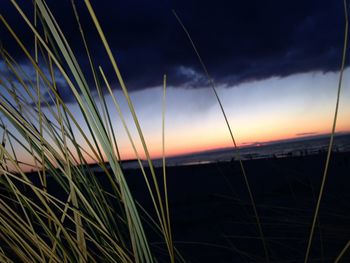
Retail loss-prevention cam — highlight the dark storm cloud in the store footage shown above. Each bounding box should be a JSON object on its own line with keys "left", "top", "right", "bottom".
{"left": 1, "top": 0, "right": 348, "bottom": 93}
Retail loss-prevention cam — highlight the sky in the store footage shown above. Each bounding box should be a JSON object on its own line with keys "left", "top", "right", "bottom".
{"left": 1, "top": 0, "right": 350, "bottom": 161}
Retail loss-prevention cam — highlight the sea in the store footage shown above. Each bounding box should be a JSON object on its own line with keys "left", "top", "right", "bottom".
{"left": 121, "top": 133, "right": 350, "bottom": 169}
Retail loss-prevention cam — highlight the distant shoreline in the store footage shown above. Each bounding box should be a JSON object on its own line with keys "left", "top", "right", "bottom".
{"left": 17, "top": 133, "right": 350, "bottom": 174}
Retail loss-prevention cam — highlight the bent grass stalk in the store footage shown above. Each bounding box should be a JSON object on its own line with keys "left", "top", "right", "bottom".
{"left": 304, "top": 0, "right": 348, "bottom": 262}
{"left": 172, "top": 10, "right": 270, "bottom": 262}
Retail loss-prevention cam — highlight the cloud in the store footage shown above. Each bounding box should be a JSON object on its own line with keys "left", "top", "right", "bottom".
{"left": 0, "top": 59, "right": 75, "bottom": 107}
{"left": 1, "top": 0, "right": 347, "bottom": 95}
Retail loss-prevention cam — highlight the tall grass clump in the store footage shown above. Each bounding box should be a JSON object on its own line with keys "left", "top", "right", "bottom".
{"left": 0, "top": 0, "right": 177, "bottom": 262}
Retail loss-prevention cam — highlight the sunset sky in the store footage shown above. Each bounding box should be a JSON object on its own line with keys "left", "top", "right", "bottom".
{"left": 1, "top": 0, "right": 349, "bottom": 161}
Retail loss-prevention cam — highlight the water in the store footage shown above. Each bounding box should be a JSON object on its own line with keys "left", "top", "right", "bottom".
{"left": 135, "top": 133, "right": 350, "bottom": 169}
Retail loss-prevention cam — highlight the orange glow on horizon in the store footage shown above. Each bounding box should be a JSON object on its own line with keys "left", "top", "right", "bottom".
{"left": 127, "top": 128, "right": 350, "bottom": 160}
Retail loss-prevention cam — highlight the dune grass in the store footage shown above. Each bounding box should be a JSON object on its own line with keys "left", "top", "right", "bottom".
{"left": 0, "top": 0, "right": 349, "bottom": 262}
{"left": 0, "top": 0, "right": 176, "bottom": 262}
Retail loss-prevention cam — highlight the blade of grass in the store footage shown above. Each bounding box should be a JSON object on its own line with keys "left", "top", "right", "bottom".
{"left": 162, "top": 74, "right": 174, "bottom": 262}
{"left": 172, "top": 10, "right": 270, "bottom": 262}
{"left": 334, "top": 240, "right": 350, "bottom": 263}
{"left": 303, "top": 1, "right": 348, "bottom": 262}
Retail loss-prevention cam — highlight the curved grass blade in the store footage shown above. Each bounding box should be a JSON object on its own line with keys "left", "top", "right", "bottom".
{"left": 303, "top": 1, "right": 348, "bottom": 262}
{"left": 172, "top": 10, "right": 270, "bottom": 262}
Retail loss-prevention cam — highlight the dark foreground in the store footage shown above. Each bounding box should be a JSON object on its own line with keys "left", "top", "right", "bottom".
{"left": 3, "top": 152, "right": 350, "bottom": 262}
{"left": 125, "top": 152, "right": 350, "bottom": 262}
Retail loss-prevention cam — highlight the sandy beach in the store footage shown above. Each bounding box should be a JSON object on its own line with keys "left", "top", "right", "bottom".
{"left": 3, "top": 152, "right": 349, "bottom": 262}
{"left": 122, "top": 152, "right": 350, "bottom": 262}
